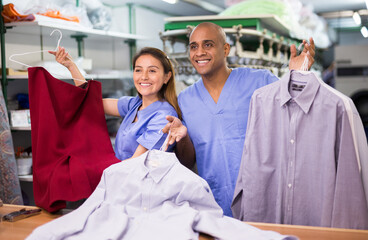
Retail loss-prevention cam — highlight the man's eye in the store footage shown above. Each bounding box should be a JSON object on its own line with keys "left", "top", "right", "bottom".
{"left": 134, "top": 69, "right": 141, "bottom": 72}
{"left": 204, "top": 43, "right": 213, "bottom": 49}
{"left": 190, "top": 45, "right": 197, "bottom": 50}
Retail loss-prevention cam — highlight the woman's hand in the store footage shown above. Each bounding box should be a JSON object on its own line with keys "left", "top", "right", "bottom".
{"left": 49, "top": 46, "right": 86, "bottom": 86}
{"left": 161, "top": 116, "right": 187, "bottom": 151}
{"left": 48, "top": 46, "right": 74, "bottom": 69}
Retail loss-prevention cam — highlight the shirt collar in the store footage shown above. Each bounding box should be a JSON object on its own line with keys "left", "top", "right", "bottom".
{"left": 136, "top": 150, "right": 177, "bottom": 183}
{"left": 280, "top": 71, "right": 320, "bottom": 114}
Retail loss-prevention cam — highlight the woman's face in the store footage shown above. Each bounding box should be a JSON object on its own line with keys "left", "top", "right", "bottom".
{"left": 133, "top": 54, "right": 171, "bottom": 101}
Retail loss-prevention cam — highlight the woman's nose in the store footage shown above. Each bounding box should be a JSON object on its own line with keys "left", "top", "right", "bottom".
{"left": 141, "top": 71, "right": 149, "bottom": 80}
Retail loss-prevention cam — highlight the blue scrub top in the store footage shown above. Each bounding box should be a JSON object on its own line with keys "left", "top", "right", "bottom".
{"left": 178, "top": 67, "right": 278, "bottom": 216}
{"left": 115, "top": 96, "right": 178, "bottom": 161}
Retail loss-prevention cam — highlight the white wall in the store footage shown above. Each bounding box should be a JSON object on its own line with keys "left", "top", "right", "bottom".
{"left": 109, "top": 4, "right": 171, "bottom": 50}
{"left": 135, "top": 6, "right": 169, "bottom": 50}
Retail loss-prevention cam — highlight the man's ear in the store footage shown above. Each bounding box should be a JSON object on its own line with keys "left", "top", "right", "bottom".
{"left": 224, "top": 43, "right": 231, "bottom": 57}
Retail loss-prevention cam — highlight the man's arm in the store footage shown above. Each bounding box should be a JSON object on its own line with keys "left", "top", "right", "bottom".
{"left": 289, "top": 37, "right": 315, "bottom": 71}
{"left": 162, "top": 116, "right": 196, "bottom": 169}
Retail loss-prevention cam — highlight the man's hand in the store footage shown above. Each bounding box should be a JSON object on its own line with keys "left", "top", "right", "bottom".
{"left": 161, "top": 116, "right": 187, "bottom": 151}
{"left": 289, "top": 37, "right": 315, "bottom": 71}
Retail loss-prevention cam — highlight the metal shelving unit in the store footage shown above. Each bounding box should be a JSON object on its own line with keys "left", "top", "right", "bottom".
{"left": 160, "top": 14, "right": 302, "bottom": 82}
{"left": 0, "top": 1, "right": 145, "bottom": 99}
{"left": 0, "top": 1, "right": 143, "bottom": 185}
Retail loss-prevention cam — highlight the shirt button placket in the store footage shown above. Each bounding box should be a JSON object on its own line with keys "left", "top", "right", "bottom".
{"left": 286, "top": 104, "right": 297, "bottom": 224}
{"left": 141, "top": 177, "right": 152, "bottom": 213}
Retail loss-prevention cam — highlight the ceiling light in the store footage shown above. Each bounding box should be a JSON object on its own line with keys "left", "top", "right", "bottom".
{"left": 366, "top": 0, "right": 368, "bottom": 9}
{"left": 353, "top": 12, "right": 361, "bottom": 25}
{"left": 361, "top": 26, "right": 368, "bottom": 38}
{"left": 162, "top": 0, "right": 178, "bottom": 4}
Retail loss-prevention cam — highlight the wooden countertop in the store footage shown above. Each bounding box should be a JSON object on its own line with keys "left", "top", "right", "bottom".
{"left": 1, "top": 204, "right": 368, "bottom": 240}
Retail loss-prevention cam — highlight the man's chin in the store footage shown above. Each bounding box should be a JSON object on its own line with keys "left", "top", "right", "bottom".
{"left": 193, "top": 66, "right": 208, "bottom": 76}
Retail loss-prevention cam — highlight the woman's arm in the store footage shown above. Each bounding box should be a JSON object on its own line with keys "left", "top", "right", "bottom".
{"left": 48, "top": 47, "right": 86, "bottom": 86}
{"left": 127, "top": 144, "right": 148, "bottom": 160}
{"left": 162, "top": 116, "right": 196, "bottom": 169}
{"left": 103, "top": 99, "right": 120, "bottom": 117}
{"left": 50, "top": 47, "right": 120, "bottom": 117}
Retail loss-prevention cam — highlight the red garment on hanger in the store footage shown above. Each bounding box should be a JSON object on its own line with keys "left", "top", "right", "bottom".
{"left": 28, "top": 67, "right": 120, "bottom": 212}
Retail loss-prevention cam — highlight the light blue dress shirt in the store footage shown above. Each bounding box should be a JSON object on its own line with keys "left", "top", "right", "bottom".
{"left": 26, "top": 150, "right": 296, "bottom": 240}
{"left": 232, "top": 71, "right": 368, "bottom": 229}
{"left": 115, "top": 96, "right": 177, "bottom": 160}
{"left": 178, "top": 67, "right": 278, "bottom": 216}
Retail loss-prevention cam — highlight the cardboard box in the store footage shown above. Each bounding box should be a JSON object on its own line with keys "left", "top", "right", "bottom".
{"left": 0, "top": 68, "right": 28, "bottom": 76}
{"left": 10, "top": 109, "right": 31, "bottom": 128}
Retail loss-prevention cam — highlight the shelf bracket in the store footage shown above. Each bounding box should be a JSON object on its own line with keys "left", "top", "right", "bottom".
{"left": 0, "top": 0, "right": 8, "bottom": 102}
{"left": 124, "top": 39, "right": 136, "bottom": 71}
{"left": 70, "top": 34, "right": 88, "bottom": 57}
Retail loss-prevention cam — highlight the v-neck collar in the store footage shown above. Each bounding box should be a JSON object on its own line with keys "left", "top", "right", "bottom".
{"left": 197, "top": 69, "right": 235, "bottom": 114}
{"left": 137, "top": 99, "right": 162, "bottom": 117}
{"left": 129, "top": 98, "right": 162, "bottom": 124}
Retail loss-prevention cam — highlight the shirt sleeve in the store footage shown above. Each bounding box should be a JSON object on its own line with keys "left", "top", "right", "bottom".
{"left": 137, "top": 108, "right": 177, "bottom": 151}
{"left": 231, "top": 92, "right": 258, "bottom": 220}
{"left": 331, "top": 108, "right": 368, "bottom": 229}
{"left": 117, "top": 96, "right": 137, "bottom": 118}
{"left": 26, "top": 170, "right": 108, "bottom": 240}
{"left": 263, "top": 69, "right": 279, "bottom": 85}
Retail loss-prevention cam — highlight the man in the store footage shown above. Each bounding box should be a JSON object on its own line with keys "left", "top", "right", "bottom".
{"left": 163, "top": 22, "right": 315, "bottom": 216}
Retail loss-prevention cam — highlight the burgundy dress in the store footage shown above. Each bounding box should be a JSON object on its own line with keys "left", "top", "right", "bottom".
{"left": 28, "top": 67, "right": 120, "bottom": 212}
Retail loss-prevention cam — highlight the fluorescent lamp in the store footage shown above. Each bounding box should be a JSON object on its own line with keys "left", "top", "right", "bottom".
{"left": 162, "top": 0, "right": 178, "bottom": 4}
{"left": 361, "top": 26, "right": 368, "bottom": 38}
{"left": 353, "top": 12, "right": 361, "bottom": 25}
{"left": 366, "top": 0, "right": 368, "bottom": 9}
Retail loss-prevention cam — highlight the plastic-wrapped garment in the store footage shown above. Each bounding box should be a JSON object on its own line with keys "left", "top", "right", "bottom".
{"left": 3, "top": 0, "right": 93, "bottom": 28}
{"left": 28, "top": 67, "right": 120, "bottom": 212}
{"left": 1, "top": 3, "right": 35, "bottom": 23}
{"left": 0, "top": 84, "right": 23, "bottom": 205}
{"left": 26, "top": 150, "right": 297, "bottom": 240}
{"left": 220, "top": 0, "right": 289, "bottom": 25}
{"left": 87, "top": 7, "right": 112, "bottom": 30}
{"left": 81, "top": 0, "right": 112, "bottom": 30}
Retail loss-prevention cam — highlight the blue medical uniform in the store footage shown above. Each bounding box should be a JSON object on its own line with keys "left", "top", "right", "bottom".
{"left": 115, "top": 96, "right": 177, "bottom": 160}
{"left": 178, "top": 67, "right": 278, "bottom": 216}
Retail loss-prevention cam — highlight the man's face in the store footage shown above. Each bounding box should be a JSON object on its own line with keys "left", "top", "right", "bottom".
{"left": 189, "top": 26, "right": 228, "bottom": 77}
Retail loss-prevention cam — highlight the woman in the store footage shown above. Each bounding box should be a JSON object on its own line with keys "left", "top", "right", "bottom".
{"left": 49, "top": 47, "right": 181, "bottom": 160}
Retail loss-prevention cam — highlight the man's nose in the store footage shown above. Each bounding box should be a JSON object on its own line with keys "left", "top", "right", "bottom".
{"left": 195, "top": 45, "right": 206, "bottom": 56}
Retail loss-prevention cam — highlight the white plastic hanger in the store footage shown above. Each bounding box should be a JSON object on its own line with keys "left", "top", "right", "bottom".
{"left": 159, "top": 130, "right": 171, "bottom": 152}
{"left": 9, "top": 29, "right": 86, "bottom": 83}
{"left": 296, "top": 41, "right": 311, "bottom": 75}
{"left": 9, "top": 29, "right": 62, "bottom": 68}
